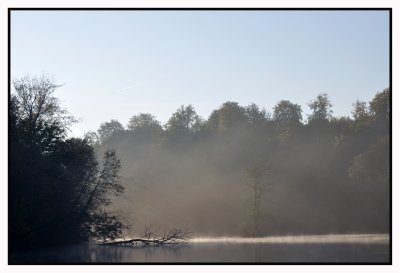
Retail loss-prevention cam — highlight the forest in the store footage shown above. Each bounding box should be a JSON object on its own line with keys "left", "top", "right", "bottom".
{"left": 9, "top": 75, "right": 390, "bottom": 251}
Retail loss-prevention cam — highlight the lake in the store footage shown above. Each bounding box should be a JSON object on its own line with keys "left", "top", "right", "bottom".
{"left": 10, "top": 234, "right": 390, "bottom": 264}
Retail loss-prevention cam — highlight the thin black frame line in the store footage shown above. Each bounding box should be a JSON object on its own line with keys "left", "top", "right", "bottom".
{"left": 7, "top": 7, "right": 11, "bottom": 266}
{"left": 7, "top": 7, "right": 392, "bottom": 11}
{"left": 7, "top": 7, "right": 392, "bottom": 265}
{"left": 388, "top": 7, "right": 393, "bottom": 266}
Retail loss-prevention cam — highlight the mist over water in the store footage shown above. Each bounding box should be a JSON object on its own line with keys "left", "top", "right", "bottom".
{"left": 10, "top": 234, "right": 390, "bottom": 264}
{"left": 9, "top": 73, "right": 390, "bottom": 263}
{"left": 8, "top": 8, "right": 391, "bottom": 264}
{"left": 191, "top": 234, "right": 389, "bottom": 244}
{"left": 101, "top": 110, "right": 390, "bottom": 238}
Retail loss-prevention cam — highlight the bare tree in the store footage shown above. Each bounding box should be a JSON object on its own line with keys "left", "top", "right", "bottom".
{"left": 12, "top": 74, "right": 76, "bottom": 152}
{"left": 100, "top": 225, "right": 191, "bottom": 246}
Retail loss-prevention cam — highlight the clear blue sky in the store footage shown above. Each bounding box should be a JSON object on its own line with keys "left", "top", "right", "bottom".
{"left": 11, "top": 10, "right": 389, "bottom": 137}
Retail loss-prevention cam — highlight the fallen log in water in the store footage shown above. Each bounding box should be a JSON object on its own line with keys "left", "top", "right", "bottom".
{"left": 100, "top": 238, "right": 183, "bottom": 246}
{"left": 99, "top": 227, "right": 191, "bottom": 247}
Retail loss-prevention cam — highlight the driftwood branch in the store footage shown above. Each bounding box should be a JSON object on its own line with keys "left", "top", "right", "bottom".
{"left": 100, "top": 227, "right": 191, "bottom": 247}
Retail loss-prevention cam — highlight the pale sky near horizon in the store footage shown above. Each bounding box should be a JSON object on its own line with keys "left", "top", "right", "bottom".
{"left": 11, "top": 10, "right": 389, "bottom": 137}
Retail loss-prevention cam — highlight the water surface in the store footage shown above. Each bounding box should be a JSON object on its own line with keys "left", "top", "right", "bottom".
{"left": 10, "top": 234, "right": 390, "bottom": 264}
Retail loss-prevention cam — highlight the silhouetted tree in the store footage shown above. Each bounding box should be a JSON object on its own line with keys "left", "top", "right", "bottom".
{"left": 273, "top": 100, "right": 303, "bottom": 125}
{"left": 10, "top": 75, "right": 75, "bottom": 248}
{"left": 273, "top": 100, "right": 303, "bottom": 140}
{"left": 83, "top": 130, "right": 100, "bottom": 145}
{"left": 10, "top": 75, "right": 126, "bottom": 250}
{"left": 245, "top": 103, "right": 269, "bottom": 126}
{"left": 369, "top": 88, "right": 390, "bottom": 121}
{"left": 307, "top": 93, "right": 333, "bottom": 123}
{"left": 352, "top": 100, "right": 369, "bottom": 121}
{"left": 11, "top": 75, "right": 76, "bottom": 152}
{"left": 165, "top": 105, "right": 203, "bottom": 133}
{"left": 206, "top": 101, "right": 247, "bottom": 133}
{"left": 97, "top": 119, "right": 125, "bottom": 143}
{"left": 127, "top": 113, "right": 163, "bottom": 136}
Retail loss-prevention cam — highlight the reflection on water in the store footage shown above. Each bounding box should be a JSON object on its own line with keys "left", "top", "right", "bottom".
{"left": 10, "top": 234, "right": 390, "bottom": 264}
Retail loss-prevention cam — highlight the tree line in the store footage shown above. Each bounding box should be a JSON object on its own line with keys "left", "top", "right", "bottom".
{"left": 91, "top": 86, "right": 389, "bottom": 236}
{"left": 10, "top": 74, "right": 390, "bottom": 250}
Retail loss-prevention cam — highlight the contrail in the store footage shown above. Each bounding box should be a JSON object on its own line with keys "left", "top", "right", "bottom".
{"left": 116, "top": 72, "right": 172, "bottom": 92}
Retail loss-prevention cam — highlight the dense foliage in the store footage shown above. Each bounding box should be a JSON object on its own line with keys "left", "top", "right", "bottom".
{"left": 93, "top": 90, "right": 390, "bottom": 236}
{"left": 9, "top": 74, "right": 390, "bottom": 245}
{"left": 10, "top": 75, "right": 126, "bottom": 250}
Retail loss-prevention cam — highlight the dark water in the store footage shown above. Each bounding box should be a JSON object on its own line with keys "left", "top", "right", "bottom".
{"left": 10, "top": 240, "right": 389, "bottom": 264}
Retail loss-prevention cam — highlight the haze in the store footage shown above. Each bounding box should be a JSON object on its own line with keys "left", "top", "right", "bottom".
{"left": 9, "top": 9, "right": 390, "bottom": 264}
